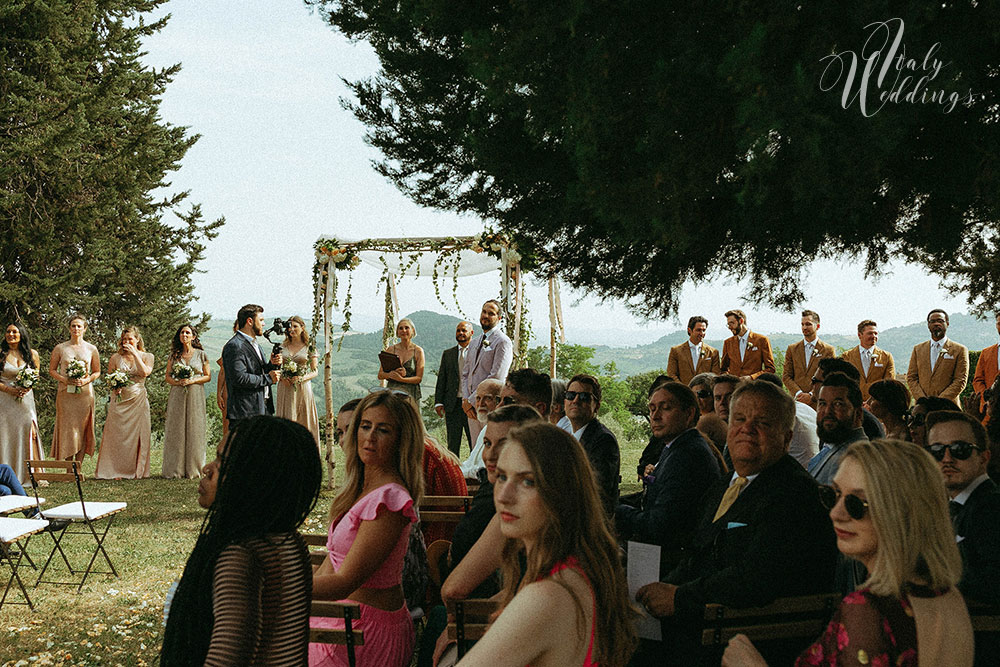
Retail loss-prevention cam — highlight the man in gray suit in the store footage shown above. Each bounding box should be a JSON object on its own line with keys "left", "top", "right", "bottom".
{"left": 460, "top": 300, "right": 513, "bottom": 444}
{"left": 434, "top": 320, "right": 475, "bottom": 456}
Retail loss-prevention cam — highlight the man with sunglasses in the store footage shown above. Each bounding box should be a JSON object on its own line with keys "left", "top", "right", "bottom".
{"left": 925, "top": 411, "right": 1000, "bottom": 608}
{"left": 565, "top": 373, "right": 620, "bottom": 517}
{"left": 667, "top": 316, "right": 721, "bottom": 385}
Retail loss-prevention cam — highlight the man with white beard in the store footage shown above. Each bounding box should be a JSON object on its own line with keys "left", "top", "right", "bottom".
{"left": 459, "top": 378, "right": 503, "bottom": 479}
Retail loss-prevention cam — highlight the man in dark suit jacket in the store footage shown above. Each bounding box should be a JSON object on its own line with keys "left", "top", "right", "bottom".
{"left": 434, "top": 321, "right": 474, "bottom": 456}
{"left": 636, "top": 381, "right": 837, "bottom": 666}
{"left": 222, "top": 304, "right": 282, "bottom": 430}
{"left": 565, "top": 373, "right": 620, "bottom": 517}
{"left": 617, "top": 382, "right": 723, "bottom": 573}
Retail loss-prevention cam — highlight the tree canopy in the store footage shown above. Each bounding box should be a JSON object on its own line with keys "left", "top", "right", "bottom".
{"left": 309, "top": 0, "right": 1000, "bottom": 317}
{"left": 0, "top": 0, "right": 223, "bottom": 429}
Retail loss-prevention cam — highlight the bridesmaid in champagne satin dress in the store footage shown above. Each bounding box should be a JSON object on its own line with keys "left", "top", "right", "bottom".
{"left": 162, "top": 324, "right": 211, "bottom": 478}
{"left": 275, "top": 315, "right": 320, "bottom": 445}
{"left": 49, "top": 314, "right": 100, "bottom": 462}
{"left": 0, "top": 322, "right": 44, "bottom": 481}
{"left": 95, "top": 327, "right": 155, "bottom": 479}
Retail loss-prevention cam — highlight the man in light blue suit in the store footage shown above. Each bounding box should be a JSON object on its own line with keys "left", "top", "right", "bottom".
{"left": 460, "top": 300, "right": 513, "bottom": 444}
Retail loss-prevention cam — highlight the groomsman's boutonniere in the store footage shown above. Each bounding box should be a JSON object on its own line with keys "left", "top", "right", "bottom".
{"left": 699, "top": 348, "right": 707, "bottom": 359}
{"left": 482, "top": 337, "right": 491, "bottom": 350}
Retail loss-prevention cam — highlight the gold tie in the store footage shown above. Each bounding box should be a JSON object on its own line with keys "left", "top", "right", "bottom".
{"left": 713, "top": 476, "right": 748, "bottom": 522}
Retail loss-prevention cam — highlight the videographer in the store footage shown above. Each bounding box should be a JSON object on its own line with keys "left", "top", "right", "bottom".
{"left": 221, "top": 304, "right": 283, "bottom": 431}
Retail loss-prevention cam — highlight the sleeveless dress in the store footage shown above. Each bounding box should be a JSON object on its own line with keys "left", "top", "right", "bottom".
{"left": 51, "top": 345, "right": 97, "bottom": 460}
{"left": 309, "top": 483, "right": 418, "bottom": 667}
{"left": 162, "top": 349, "right": 208, "bottom": 479}
{"left": 0, "top": 358, "right": 43, "bottom": 481}
{"left": 95, "top": 352, "right": 153, "bottom": 479}
{"left": 532, "top": 557, "right": 597, "bottom": 667}
{"left": 386, "top": 354, "right": 421, "bottom": 402}
{"left": 276, "top": 344, "right": 320, "bottom": 445}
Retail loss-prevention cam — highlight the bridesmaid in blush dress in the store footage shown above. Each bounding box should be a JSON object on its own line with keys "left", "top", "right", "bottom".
{"left": 162, "top": 324, "right": 211, "bottom": 478}
{"left": 95, "top": 327, "right": 154, "bottom": 479}
{"left": 0, "top": 322, "right": 44, "bottom": 481}
{"left": 275, "top": 315, "right": 320, "bottom": 445}
{"left": 377, "top": 318, "right": 424, "bottom": 403}
{"left": 49, "top": 314, "right": 100, "bottom": 462}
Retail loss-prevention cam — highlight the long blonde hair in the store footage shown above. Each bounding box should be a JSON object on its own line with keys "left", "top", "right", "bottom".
{"left": 327, "top": 391, "right": 425, "bottom": 522}
{"left": 119, "top": 326, "right": 146, "bottom": 352}
{"left": 498, "top": 423, "right": 637, "bottom": 666}
{"left": 846, "top": 439, "right": 962, "bottom": 596}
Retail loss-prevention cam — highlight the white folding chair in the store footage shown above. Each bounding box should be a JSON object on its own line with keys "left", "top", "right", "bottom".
{"left": 27, "top": 460, "right": 127, "bottom": 593}
{"left": 0, "top": 495, "right": 45, "bottom": 570}
{"left": 0, "top": 517, "right": 49, "bottom": 611}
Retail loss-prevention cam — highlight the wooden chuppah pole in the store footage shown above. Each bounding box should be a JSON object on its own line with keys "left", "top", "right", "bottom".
{"left": 323, "top": 267, "right": 336, "bottom": 489}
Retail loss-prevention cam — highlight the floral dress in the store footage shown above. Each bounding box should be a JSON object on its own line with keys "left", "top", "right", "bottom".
{"left": 796, "top": 588, "right": 924, "bottom": 666}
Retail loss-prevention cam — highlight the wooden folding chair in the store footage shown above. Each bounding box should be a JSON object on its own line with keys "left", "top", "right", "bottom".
{"left": 446, "top": 598, "right": 498, "bottom": 658}
{"left": 0, "top": 495, "right": 45, "bottom": 570}
{"left": 310, "top": 600, "right": 365, "bottom": 667}
{"left": 0, "top": 517, "right": 49, "bottom": 611}
{"left": 27, "top": 460, "right": 127, "bottom": 593}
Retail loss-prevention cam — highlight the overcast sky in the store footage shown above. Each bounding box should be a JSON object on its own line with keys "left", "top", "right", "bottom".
{"left": 141, "top": 0, "right": 973, "bottom": 346}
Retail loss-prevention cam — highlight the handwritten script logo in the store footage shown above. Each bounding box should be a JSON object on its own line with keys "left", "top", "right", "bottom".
{"left": 819, "top": 18, "right": 974, "bottom": 116}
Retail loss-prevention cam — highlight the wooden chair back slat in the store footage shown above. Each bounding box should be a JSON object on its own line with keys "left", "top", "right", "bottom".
{"left": 446, "top": 624, "right": 490, "bottom": 641}
{"left": 702, "top": 594, "right": 839, "bottom": 621}
{"left": 420, "top": 496, "right": 472, "bottom": 509}
{"left": 311, "top": 600, "right": 360, "bottom": 618}
{"left": 309, "top": 552, "right": 327, "bottom": 567}
{"left": 420, "top": 511, "right": 465, "bottom": 523}
{"left": 701, "top": 619, "right": 829, "bottom": 645}
{"left": 301, "top": 533, "right": 327, "bottom": 546}
{"left": 27, "top": 460, "right": 74, "bottom": 471}
{"left": 445, "top": 599, "right": 498, "bottom": 618}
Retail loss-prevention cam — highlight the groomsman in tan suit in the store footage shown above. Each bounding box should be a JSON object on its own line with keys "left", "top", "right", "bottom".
{"left": 906, "top": 309, "right": 970, "bottom": 406}
{"left": 720, "top": 309, "right": 775, "bottom": 380}
{"left": 783, "top": 310, "right": 836, "bottom": 403}
{"left": 667, "top": 316, "right": 722, "bottom": 385}
{"left": 972, "top": 313, "right": 1000, "bottom": 414}
{"left": 841, "top": 320, "right": 896, "bottom": 401}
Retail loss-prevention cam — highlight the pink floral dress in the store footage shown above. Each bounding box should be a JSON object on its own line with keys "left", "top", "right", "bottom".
{"left": 796, "top": 587, "right": 929, "bottom": 666}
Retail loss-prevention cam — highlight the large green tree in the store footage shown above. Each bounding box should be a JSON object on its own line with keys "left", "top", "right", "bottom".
{"left": 0, "top": 0, "right": 223, "bottom": 433}
{"left": 310, "top": 1, "right": 999, "bottom": 317}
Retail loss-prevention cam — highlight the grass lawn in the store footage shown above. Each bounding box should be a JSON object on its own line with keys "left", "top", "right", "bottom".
{"left": 1, "top": 427, "right": 647, "bottom": 665}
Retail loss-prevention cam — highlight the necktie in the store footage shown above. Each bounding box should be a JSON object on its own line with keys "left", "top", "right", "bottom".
{"left": 931, "top": 342, "right": 941, "bottom": 371}
{"left": 861, "top": 348, "right": 871, "bottom": 376}
{"left": 804, "top": 342, "right": 813, "bottom": 366}
{"left": 714, "top": 476, "right": 748, "bottom": 522}
{"left": 457, "top": 347, "right": 467, "bottom": 397}
{"left": 739, "top": 337, "right": 747, "bottom": 362}
{"left": 691, "top": 345, "right": 700, "bottom": 370}
{"left": 949, "top": 500, "right": 962, "bottom": 527}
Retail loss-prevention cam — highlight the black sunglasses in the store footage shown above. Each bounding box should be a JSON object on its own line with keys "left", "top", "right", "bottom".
{"left": 499, "top": 395, "right": 517, "bottom": 406}
{"left": 565, "top": 390, "right": 594, "bottom": 403}
{"left": 695, "top": 390, "right": 712, "bottom": 399}
{"left": 818, "top": 485, "right": 869, "bottom": 520}
{"left": 925, "top": 441, "right": 984, "bottom": 461}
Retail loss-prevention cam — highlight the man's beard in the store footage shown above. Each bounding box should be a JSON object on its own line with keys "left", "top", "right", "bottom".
{"left": 476, "top": 409, "right": 489, "bottom": 424}
{"left": 817, "top": 420, "right": 855, "bottom": 444}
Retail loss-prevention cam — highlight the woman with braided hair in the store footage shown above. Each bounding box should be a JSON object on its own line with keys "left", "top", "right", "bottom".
{"left": 160, "top": 416, "right": 322, "bottom": 665}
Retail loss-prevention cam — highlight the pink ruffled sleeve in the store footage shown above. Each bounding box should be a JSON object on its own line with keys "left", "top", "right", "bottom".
{"left": 353, "top": 483, "right": 418, "bottom": 524}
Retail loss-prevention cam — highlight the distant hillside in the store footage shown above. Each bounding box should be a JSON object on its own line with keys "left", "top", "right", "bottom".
{"left": 198, "top": 311, "right": 998, "bottom": 409}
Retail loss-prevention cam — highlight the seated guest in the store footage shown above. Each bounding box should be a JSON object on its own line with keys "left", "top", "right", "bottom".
{"left": 421, "top": 435, "right": 468, "bottom": 545}
{"left": 310, "top": 391, "right": 424, "bottom": 667}
{"left": 160, "top": 416, "right": 321, "bottom": 665}
{"left": 0, "top": 463, "right": 27, "bottom": 496}
{"left": 925, "top": 411, "right": 1000, "bottom": 605}
{"left": 635, "top": 380, "right": 836, "bottom": 666}
{"left": 456, "top": 423, "right": 638, "bottom": 666}
{"left": 707, "top": 374, "right": 739, "bottom": 468}
{"left": 549, "top": 378, "right": 568, "bottom": 427}
{"left": 724, "top": 439, "right": 973, "bottom": 667}
{"left": 498, "top": 367, "right": 551, "bottom": 416}
{"left": 564, "top": 373, "right": 620, "bottom": 516}
{"left": 616, "top": 382, "right": 723, "bottom": 572}
{"left": 458, "top": 379, "right": 503, "bottom": 479}
{"left": 865, "top": 379, "right": 912, "bottom": 440}
{"left": 808, "top": 372, "right": 868, "bottom": 485}
{"left": 926, "top": 411, "right": 1000, "bottom": 665}
{"left": 689, "top": 372, "right": 717, "bottom": 416}
{"left": 907, "top": 395, "right": 960, "bottom": 446}
{"left": 758, "top": 372, "right": 818, "bottom": 468}
{"left": 813, "top": 357, "right": 886, "bottom": 442}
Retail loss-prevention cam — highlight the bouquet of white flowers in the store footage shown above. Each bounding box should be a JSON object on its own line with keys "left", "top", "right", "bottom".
{"left": 66, "top": 358, "right": 88, "bottom": 394}
{"left": 12, "top": 366, "right": 39, "bottom": 402}
{"left": 282, "top": 360, "right": 302, "bottom": 392}
{"left": 105, "top": 369, "right": 131, "bottom": 403}
{"left": 171, "top": 362, "right": 194, "bottom": 391}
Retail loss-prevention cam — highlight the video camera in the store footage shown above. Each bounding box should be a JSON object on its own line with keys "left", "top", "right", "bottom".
{"left": 262, "top": 317, "right": 291, "bottom": 357}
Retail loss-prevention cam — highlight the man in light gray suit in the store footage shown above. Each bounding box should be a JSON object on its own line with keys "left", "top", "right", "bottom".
{"left": 460, "top": 300, "right": 513, "bottom": 444}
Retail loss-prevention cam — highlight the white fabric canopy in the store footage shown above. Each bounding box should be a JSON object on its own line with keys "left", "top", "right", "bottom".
{"left": 357, "top": 248, "right": 502, "bottom": 277}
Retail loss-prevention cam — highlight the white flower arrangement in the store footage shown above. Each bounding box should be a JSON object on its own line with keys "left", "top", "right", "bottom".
{"left": 66, "top": 358, "right": 88, "bottom": 394}
{"left": 12, "top": 366, "right": 39, "bottom": 402}
{"left": 105, "top": 369, "right": 131, "bottom": 403}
